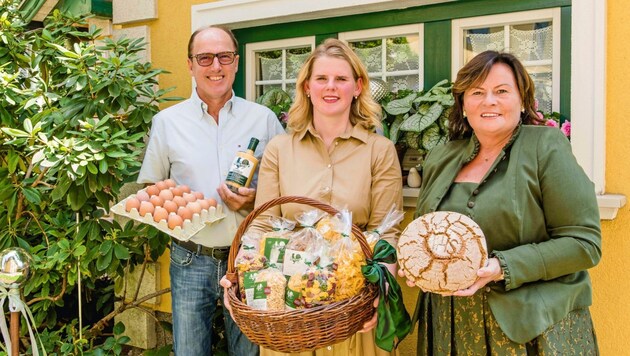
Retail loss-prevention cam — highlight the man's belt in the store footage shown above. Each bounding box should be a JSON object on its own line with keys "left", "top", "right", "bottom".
{"left": 172, "top": 239, "right": 230, "bottom": 260}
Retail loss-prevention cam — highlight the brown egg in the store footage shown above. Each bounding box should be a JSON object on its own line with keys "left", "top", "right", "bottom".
{"left": 170, "top": 187, "right": 184, "bottom": 197}
{"left": 183, "top": 192, "right": 197, "bottom": 203}
{"left": 146, "top": 185, "right": 160, "bottom": 197}
{"left": 179, "top": 185, "right": 191, "bottom": 194}
{"left": 207, "top": 198, "right": 217, "bottom": 207}
{"left": 193, "top": 191, "right": 204, "bottom": 200}
{"left": 163, "top": 200, "right": 178, "bottom": 214}
{"left": 159, "top": 189, "right": 174, "bottom": 201}
{"left": 172, "top": 196, "right": 187, "bottom": 207}
{"left": 153, "top": 206, "right": 168, "bottom": 223}
{"left": 155, "top": 181, "right": 169, "bottom": 191}
{"left": 164, "top": 179, "right": 177, "bottom": 188}
{"left": 168, "top": 214, "right": 184, "bottom": 230}
{"left": 139, "top": 201, "right": 154, "bottom": 217}
{"left": 150, "top": 195, "right": 164, "bottom": 207}
{"left": 125, "top": 197, "right": 141, "bottom": 212}
{"left": 177, "top": 206, "right": 193, "bottom": 221}
{"left": 198, "top": 199, "right": 211, "bottom": 210}
{"left": 187, "top": 201, "right": 202, "bottom": 215}
{"left": 136, "top": 190, "right": 150, "bottom": 202}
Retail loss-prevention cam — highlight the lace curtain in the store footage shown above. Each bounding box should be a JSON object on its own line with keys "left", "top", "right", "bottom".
{"left": 466, "top": 25, "right": 553, "bottom": 113}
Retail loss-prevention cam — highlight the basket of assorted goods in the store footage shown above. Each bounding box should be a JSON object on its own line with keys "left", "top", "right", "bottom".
{"left": 225, "top": 196, "right": 387, "bottom": 353}
{"left": 111, "top": 179, "right": 225, "bottom": 240}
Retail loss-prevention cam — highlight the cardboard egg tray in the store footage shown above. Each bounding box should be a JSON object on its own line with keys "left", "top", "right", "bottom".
{"left": 111, "top": 195, "right": 226, "bottom": 241}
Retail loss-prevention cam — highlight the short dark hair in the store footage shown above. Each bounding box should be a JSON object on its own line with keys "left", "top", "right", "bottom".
{"left": 187, "top": 25, "right": 239, "bottom": 57}
{"left": 448, "top": 51, "right": 543, "bottom": 140}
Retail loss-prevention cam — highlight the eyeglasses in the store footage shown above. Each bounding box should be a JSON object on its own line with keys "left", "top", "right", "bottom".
{"left": 189, "top": 52, "right": 238, "bottom": 66}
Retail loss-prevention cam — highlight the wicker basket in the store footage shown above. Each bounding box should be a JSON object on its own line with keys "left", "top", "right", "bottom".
{"left": 225, "top": 196, "right": 379, "bottom": 353}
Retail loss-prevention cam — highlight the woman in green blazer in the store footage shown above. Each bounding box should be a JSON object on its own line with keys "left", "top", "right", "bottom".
{"left": 400, "top": 51, "right": 601, "bottom": 354}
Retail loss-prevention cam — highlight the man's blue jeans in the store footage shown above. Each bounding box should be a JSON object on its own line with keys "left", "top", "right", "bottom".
{"left": 170, "top": 242, "right": 259, "bottom": 356}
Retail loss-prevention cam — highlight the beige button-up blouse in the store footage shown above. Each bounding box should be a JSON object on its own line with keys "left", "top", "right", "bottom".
{"left": 250, "top": 124, "right": 403, "bottom": 246}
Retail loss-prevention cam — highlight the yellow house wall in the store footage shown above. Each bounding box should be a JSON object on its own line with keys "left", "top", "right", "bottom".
{"left": 141, "top": 0, "right": 630, "bottom": 353}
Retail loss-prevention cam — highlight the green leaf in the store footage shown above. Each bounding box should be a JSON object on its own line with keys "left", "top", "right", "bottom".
{"left": 400, "top": 102, "right": 443, "bottom": 133}
{"left": 96, "top": 251, "right": 113, "bottom": 271}
{"left": 98, "top": 159, "right": 108, "bottom": 174}
{"left": 1, "top": 127, "right": 29, "bottom": 137}
{"left": 113, "top": 244, "right": 130, "bottom": 260}
{"left": 73, "top": 245, "right": 87, "bottom": 257}
{"left": 384, "top": 93, "right": 416, "bottom": 115}
{"left": 51, "top": 179, "right": 72, "bottom": 202}
{"left": 421, "top": 123, "right": 443, "bottom": 150}
{"left": 113, "top": 321, "right": 126, "bottom": 335}
{"left": 7, "top": 150, "right": 19, "bottom": 174}
{"left": 22, "top": 186, "right": 41, "bottom": 204}
{"left": 389, "top": 115, "right": 405, "bottom": 145}
{"left": 99, "top": 240, "right": 113, "bottom": 255}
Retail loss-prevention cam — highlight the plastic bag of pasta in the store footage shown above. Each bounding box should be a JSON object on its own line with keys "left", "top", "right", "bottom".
{"left": 329, "top": 210, "right": 366, "bottom": 301}
{"left": 315, "top": 213, "right": 343, "bottom": 244}
{"left": 259, "top": 216, "right": 296, "bottom": 270}
{"left": 235, "top": 251, "right": 267, "bottom": 304}
{"left": 285, "top": 264, "right": 337, "bottom": 309}
{"left": 251, "top": 267, "right": 286, "bottom": 311}
{"left": 282, "top": 210, "right": 325, "bottom": 277}
{"left": 363, "top": 204, "right": 405, "bottom": 251}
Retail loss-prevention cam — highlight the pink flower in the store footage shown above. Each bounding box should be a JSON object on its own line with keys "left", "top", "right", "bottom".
{"left": 561, "top": 121, "right": 571, "bottom": 137}
{"left": 536, "top": 111, "right": 544, "bottom": 121}
{"left": 545, "top": 119, "right": 558, "bottom": 128}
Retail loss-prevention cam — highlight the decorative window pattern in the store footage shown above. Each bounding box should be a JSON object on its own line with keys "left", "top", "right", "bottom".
{"left": 339, "top": 25, "right": 423, "bottom": 93}
{"left": 453, "top": 9, "right": 561, "bottom": 113}
{"left": 245, "top": 37, "right": 315, "bottom": 100}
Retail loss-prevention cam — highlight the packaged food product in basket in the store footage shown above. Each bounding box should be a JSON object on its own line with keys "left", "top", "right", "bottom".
{"left": 281, "top": 210, "right": 324, "bottom": 278}
{"left": 363, "top": 204, "right": 405, "bottom": 251}
{"left": 315, "top": 214, "right": 343, "bottom": 243}
{"left": 235, "top": 251, "right": 267, "bottom": 305}
{"left": 329, "top": 210, "right": 366, "bottom": 301}
{"left": 286, "top": 265, "right": 337, "bottom": 309}
{"left": 251, "top": 267, "right": 287, "bottom": 311}
{"left": 259, "top": 217, "right": 295, "bottom": 270}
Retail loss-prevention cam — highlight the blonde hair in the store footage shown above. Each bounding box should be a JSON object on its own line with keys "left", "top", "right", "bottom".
{"left": 287, "top": 38, "right": 382, "bottom": 134}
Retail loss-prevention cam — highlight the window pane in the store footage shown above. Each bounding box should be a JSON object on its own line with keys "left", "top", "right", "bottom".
{"left": 286, "top": 47, "right": 311, "bottom": 79}
{"left": 255, "top": 84, "right": 283, "bottom": 99}
{"left": 257, "top": 50, "right": 282, "bottom": 81}
{"left": 350, "top": 40, "right": 383, "bottom": 73}
{"left": 386, "top": 36, "right": 420, "bottom": 71}
{"left": 387, "top": 74, "right": 420, "bottom": 92}
{"left": 510, "top": 22, "right": 552, "bottom": 61}
{"left": 465, "top": 27, "right": 505, "bottom": 62}
{"left": 527, "top": 65, "right": 553, "bottom": 113}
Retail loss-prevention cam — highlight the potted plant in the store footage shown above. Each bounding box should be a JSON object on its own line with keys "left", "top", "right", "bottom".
{"left": 380, "top": 79, "right": 454, "bottom": 168}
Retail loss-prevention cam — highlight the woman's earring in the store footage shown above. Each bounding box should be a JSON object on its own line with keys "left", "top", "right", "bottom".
{"left": 306, "top": 92, "right": 310, "bottom": 98}
{"left": 462, "top": 110, "right": 467, "bottom": 118}
{"left": 521, "top": 107, "right": 525, "bottom": 113}
{"left": 354, "top": 95, "right": 358, "bottom": 100}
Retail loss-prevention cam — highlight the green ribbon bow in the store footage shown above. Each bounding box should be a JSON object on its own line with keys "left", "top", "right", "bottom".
{"left": 361, "top": 239, "right": 412, "bottom": 352}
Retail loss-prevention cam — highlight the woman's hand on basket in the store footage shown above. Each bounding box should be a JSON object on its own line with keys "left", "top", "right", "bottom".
{"left": 397, "top": 268, "right": 417, "bottom": 288}
{"left": 220, "top": 276, "right": 235, "bottom": 318}
{"left": 359, "top": 296, "right": 379, "bottom": 333}
{"left": 216, "top": 183, "right": 256, "bottom": 211}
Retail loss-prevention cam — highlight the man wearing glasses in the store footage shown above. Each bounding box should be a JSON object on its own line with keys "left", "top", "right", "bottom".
{"left": 138, "top": 26, "right": 285, "bottom": 355}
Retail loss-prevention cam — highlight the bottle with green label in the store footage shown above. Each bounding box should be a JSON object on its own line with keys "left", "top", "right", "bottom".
{"left": 226, "top": 137, "right": 259, "bottom": 193}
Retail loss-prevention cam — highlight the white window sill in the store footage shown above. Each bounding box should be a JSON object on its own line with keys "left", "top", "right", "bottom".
{"left": 402, "top": 186, "right": 626, "bottom": 221}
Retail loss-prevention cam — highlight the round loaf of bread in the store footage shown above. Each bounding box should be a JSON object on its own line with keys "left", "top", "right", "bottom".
{"left": 397, "top": 211, "right": 487, "bottom": 293}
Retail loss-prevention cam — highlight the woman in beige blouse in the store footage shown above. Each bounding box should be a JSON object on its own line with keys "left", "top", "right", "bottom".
{"left": 222, "top": 38, "right": 403, "bottom": 355}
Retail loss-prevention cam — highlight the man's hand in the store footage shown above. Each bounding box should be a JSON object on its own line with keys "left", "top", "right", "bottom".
{"left": 220, "top": 276, "right": 235, "bottom": 319}
{"left": 216, "top": 183, "right": 255, "bottom": 211}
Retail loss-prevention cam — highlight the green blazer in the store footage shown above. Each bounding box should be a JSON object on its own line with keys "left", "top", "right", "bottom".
{"left": 415, "top": 125, "right": 602, "bottom": 343}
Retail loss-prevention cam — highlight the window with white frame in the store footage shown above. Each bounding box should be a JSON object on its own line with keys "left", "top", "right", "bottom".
{"left": 452, "top": 9, "right": 561, "bottom": 114}
{"left": 339, "top": 24, "right": 424, "bottom": 93}
{"left": 245, "top": 37, "right": 315, "bottom": 101}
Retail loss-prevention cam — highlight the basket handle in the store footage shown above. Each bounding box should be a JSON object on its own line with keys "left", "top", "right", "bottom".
{"left": 226, "top": 196, "right": 373, "bottom": 283}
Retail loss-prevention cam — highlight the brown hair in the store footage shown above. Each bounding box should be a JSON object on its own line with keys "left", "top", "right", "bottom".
{"left": 187, "top": 25, "right": 239, "bottom": 57}
{"left": 448, "top": 50, "right": 543, "bottom": 140}
{"left": 287, "top": 38, "right": 381, "bottom": 134}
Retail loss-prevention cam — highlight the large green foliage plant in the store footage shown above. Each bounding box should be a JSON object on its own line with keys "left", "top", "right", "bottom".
{"left": 0, "top": 1, "right": 177, "bottom": 353}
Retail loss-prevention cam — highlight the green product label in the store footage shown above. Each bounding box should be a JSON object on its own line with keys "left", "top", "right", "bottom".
{"left": 285, "top": 287, "right": 302, "bottom": 310}
{"left": 263, "top": 237, "right": 289, "bottom": 269}
{"left": 252, "top": 281, "right": 268, "bottom": 310}
{"left": 243, "top": 271, "right": 259, "bottom": 305}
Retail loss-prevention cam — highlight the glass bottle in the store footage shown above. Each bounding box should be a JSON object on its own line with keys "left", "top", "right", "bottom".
{"left": 226, "top": 137, "right": 260, "bottom": 193}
